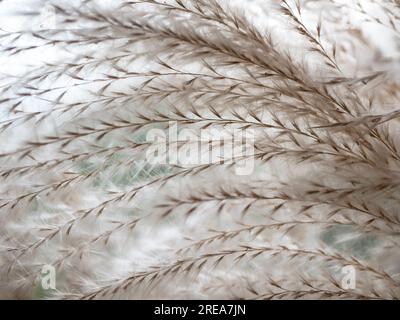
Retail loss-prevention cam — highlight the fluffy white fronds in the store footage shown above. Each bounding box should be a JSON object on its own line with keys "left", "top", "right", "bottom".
{"left": 0, "top": 0, "right": 399, "bottom": 299}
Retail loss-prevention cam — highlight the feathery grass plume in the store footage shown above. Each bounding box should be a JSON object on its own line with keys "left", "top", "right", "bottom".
{"left": 0, "top": 0, "right": 399, "bottom": 299}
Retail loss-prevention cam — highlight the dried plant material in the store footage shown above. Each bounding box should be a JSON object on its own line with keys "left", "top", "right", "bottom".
{"left": 0, "top": 0, "right": 399, "bottom": 300}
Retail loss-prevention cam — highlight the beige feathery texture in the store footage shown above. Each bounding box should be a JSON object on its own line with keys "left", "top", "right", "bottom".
{"left": 0, "top": 0, "right": 399, "bottom": 299}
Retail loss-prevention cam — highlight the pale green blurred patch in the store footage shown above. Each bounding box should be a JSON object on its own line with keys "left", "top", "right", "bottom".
{"left": 321, "top": 225, "right": 380, "bottom": 261}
